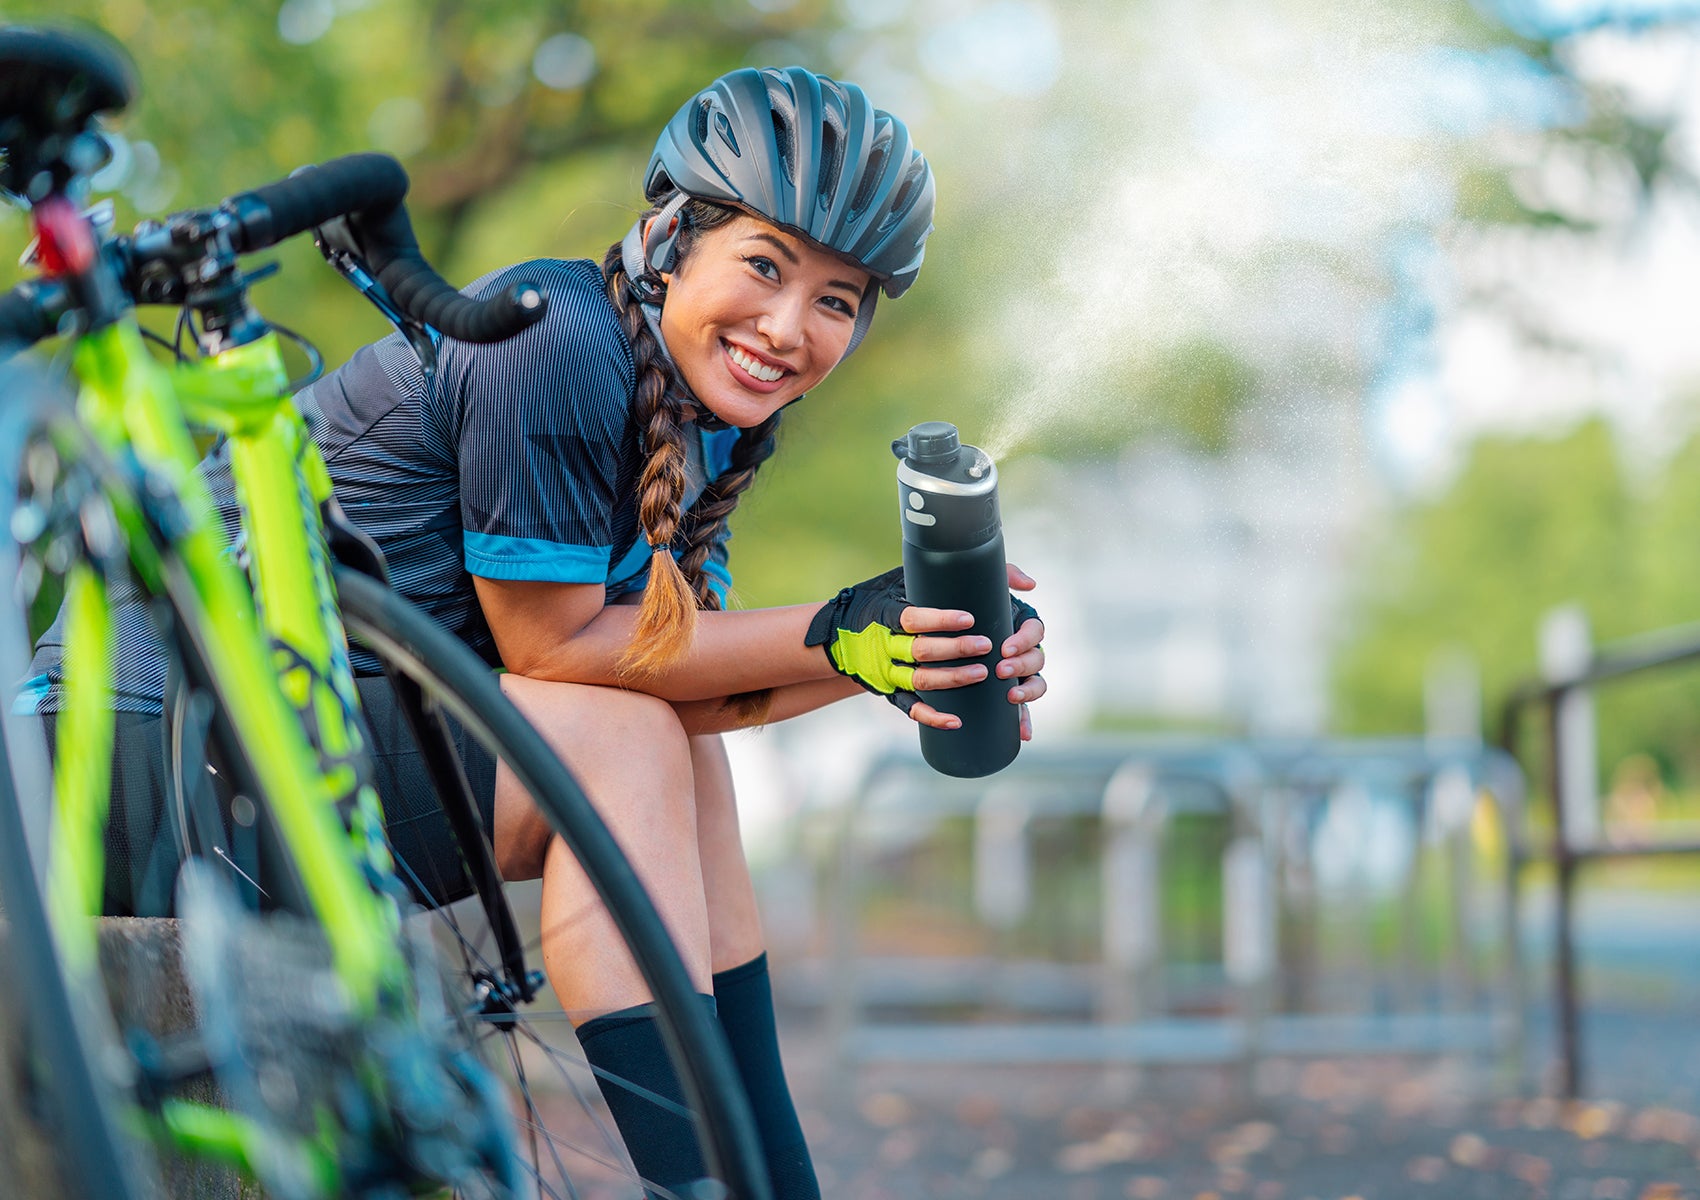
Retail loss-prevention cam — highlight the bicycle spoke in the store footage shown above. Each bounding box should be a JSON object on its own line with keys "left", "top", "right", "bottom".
{"left": 499, "top": 1029, "right": 581, "bottom": 1200}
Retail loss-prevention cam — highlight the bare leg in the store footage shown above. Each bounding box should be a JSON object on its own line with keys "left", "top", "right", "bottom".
{"left": 688, "top": 733, "right": 766, "bottom": 972}
{"left": 490, "top": 674, "right": 710, "bottom": 1020}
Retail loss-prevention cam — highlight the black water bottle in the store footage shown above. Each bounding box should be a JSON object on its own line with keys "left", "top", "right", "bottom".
{"left": 893, "top": 421, "right": 1021, "bottom": 778}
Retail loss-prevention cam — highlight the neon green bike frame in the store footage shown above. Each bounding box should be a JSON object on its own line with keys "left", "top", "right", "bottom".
{"left": 49, "top": 314, "right": 408, "bottom": 1182}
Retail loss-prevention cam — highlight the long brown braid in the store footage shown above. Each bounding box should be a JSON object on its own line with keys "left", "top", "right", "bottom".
{"left": 600, "top": 199, "right": 781, "bottom": 718}
{"left": 678, "top": 411, "right": 783, "bottom": 721}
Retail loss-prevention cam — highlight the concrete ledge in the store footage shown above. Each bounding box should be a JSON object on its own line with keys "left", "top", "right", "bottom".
{"left": 0, "top": 917, "right": 252, "bottom": 1198}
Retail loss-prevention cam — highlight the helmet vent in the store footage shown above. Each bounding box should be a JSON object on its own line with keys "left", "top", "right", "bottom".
{"left": 713, "top": 110, "right": 741, "bottom": 158}
{"left": 847, "top": 138, "right": 888, "bottom": 222}
{"left": 770, "top": 109, "right": 795, "bottom": 184}
{"left": 817, "top": 115, "right": 844, "bottom": 211}
{"left": 879, "top": 159, "right": 925, "bottom": 233}
{"left": 691, "top": 97, "right": 713, "bottom": 147}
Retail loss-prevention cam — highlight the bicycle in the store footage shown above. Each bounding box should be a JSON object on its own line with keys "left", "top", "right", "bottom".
{"left": 0, "top": 23, "right": 770, "bottom": 1200}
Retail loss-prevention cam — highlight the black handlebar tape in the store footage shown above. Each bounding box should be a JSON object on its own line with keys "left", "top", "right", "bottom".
{"left": 224, "top": 153, "right": 410, "bottom": 254}
{"left": 355, "top": 199, "right": 547, "bottom": 344}
{"left": 225, "top": 153, "right": 545, "bottom": 343}
{"left": 0, "top": 282, "right": 60, "bottom": 355}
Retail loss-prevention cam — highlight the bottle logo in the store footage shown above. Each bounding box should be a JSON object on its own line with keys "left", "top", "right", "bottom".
{"left": 904, "top": 490, "right": 937, "bottom": 526}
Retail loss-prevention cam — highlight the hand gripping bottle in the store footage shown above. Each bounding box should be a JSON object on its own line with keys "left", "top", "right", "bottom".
{"left": 892, "top": 421, "right": 1021, "bottom": 778}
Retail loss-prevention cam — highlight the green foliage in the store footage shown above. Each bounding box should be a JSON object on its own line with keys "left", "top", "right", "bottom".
{"left": 1332, "top": 415, "right": 1700, "bottom": 791}
{"left": 0, "top": 0, "right": 845, "bottom": 371}
{"left": 5, "top": 0, "right": 1695, "bottom": 660}
{"left": 1454, "top": 164, "right": 1590, "bottom": 230}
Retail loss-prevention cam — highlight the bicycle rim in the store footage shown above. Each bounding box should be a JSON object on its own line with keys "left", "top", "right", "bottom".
{"left": 334, "top": 565, "right": 772, "bottom": 1200}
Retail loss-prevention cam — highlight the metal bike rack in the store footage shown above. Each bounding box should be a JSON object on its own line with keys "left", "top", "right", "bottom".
{"left": 1500, "top": 614, "right": 1700, "bottom": 1099}
{"left": 807, "top": 735, "right": 1525, "bottom": 1104}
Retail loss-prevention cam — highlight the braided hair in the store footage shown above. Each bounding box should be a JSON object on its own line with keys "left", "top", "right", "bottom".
{"left": 601, "top": 199, "right": 782, "bottom": 718}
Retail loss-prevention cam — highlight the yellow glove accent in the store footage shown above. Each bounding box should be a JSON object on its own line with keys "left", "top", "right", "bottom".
{"left": 826, "top": 624, "right": 917, "bottom": 694}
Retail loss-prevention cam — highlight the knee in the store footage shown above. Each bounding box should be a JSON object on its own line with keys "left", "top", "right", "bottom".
{"left": 492, "top": 679, "right": 694, "bottom": 880}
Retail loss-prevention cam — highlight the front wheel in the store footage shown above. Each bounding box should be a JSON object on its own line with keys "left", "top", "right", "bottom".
{"left": 333, "top": 566, "right": 772, "bottom": 1200}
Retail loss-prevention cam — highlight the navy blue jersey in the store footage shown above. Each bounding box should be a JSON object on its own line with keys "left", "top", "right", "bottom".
{"left": 20, "top": 257, "right": 741, "bottom": 714}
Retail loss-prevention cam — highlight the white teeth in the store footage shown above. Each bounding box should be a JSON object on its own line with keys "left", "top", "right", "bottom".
{"left": 728, "top": 344, "right": 784, "bottom": 382}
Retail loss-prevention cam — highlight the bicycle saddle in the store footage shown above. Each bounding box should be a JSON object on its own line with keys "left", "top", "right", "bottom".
{"left": 0, "top": 24, "right": 135, "bottom": 197}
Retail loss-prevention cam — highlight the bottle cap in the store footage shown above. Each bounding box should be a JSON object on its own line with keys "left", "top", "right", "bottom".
{"left": 895, "top": 421, "right": 960, "bottom": 465}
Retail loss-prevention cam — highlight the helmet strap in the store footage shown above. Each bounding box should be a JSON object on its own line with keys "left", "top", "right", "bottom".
{"left": 643, "top": 192, "right": 691, "bottom": 273}
{"left": 843, "top": 284, "right": 879, "bottom": 359}
{"left": 618, "top": 197, "right": 732, "bottom": 433}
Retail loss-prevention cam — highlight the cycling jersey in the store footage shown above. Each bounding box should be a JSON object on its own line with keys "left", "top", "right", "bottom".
{"left": 20, "top": 257, "right": 740, "bottom": 714}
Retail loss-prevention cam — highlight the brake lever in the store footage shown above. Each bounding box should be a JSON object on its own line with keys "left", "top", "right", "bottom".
{"left": 313, "top": 214, "right": 438, "bottom": 380}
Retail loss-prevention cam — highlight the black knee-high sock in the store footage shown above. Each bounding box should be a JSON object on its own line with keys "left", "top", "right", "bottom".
{"left": 577, "top": 996, "right": 717, "bottom": 1197}
{"left": 713, "top": 954, "right": 821, "bottom": 1200}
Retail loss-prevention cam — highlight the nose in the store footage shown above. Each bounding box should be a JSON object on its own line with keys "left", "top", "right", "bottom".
{"left": 754, "top": 289, "right": 808, "bottom": 353}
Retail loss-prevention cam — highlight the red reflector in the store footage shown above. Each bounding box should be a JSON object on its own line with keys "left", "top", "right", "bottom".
{"left": 33, "top": 196, "right": 97, "bottom": 277}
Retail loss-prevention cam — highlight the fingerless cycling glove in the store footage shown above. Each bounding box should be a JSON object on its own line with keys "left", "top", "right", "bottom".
{"left": 804, "top": 567, "right": 920, "bottom": 714}
{"left": 806, "top": 569, "right": 1045, "bottom": 716}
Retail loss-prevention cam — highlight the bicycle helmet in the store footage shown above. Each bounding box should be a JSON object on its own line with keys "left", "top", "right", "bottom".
{"left": 621, "top": 65, "right": 935, "bottom": 360}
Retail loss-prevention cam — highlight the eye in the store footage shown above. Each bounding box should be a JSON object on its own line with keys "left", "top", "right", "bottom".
{"left": 821, "top": 294, "right": 857, "bottom": 319}
{"left": 743, "top": 254, "right": 780, "bottom": 280}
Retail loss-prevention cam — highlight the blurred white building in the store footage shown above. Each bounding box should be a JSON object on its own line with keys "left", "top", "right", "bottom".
{"left": 1002, "top": 394, "right": 1373, "bottom": 738}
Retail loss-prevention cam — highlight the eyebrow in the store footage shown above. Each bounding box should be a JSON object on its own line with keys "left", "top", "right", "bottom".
{"left": 748, "top": 232, "right": 865, "bottom": 296}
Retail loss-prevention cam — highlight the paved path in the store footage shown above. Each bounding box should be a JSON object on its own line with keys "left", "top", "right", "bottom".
{"left": 773, "top": 884, "right": 1700, "bottom": 1199}
{"left": 781, "top": 1019, "right": 1700, "bottom": 1199}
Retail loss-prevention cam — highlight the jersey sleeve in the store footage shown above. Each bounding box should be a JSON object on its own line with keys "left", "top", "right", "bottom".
{"left": 447, "top": 260, "right": 636, "bottom": 585}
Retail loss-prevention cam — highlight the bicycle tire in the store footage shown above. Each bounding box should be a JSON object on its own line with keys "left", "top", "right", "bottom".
{"left": 0, "top": 370, "right": 769, "bottom": 1199}
{"left": 334, "top": 564, "right": 772, "bottom": 1200}
{"left": 0, "top": 373, "right": 512, "bottom": 1200}
{"left": 0, "top": 364, "right": 163, "bottom": 1200}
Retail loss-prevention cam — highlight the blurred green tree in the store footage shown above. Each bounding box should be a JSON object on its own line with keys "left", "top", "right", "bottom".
{"left": 4, "top": 0, "right": 1694, "bottom": 624}
{"left": 1332, "top": 413, "right": 1700, "bottom": 792}
{"left": 0, "top": 0, "right": 849, "bottom": 350}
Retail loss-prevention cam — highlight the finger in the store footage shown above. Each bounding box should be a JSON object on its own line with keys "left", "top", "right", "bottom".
{"left": 996, "top": 645, "right": 1045, "bottom": 679}
{"left": 1019, "top": 702, "right": 1033, "bottom": 741}
{"left": 911, "top": 662, "right": 991, "bottom": 692}
{"left": 900, "top": 605, "right": 975, "bottom": 635}
{"left": 1001, "top": 617, "right": 1045, "bottom": 658}
{"left": 1007, "top": 673, "right": 1046, "bottom": 704}
{"left": 1006, "top": 562, "right": 1037, "bottom": 591}
{"left": 907, "top": 698, "right": 961, "bottom": 730}
{"left": 909, "top": 633, "right": 993, "bottom": 663}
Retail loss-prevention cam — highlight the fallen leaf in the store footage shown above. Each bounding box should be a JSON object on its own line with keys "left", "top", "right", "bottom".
{"left": 1510, "top": 1153, "right": 1551, "bottom": 1188}
{"left": 1572, "top": 1105, "right": 1619, "bottom": 1141}
{"left": 859, "top": 1091, "right": 912, "bottom": 1129}
{"left": 1637, "top": 1184, "right": 1686, "bottom": 1200}
{"left": 1449, "top": 1133, "right": 1489, "bottom": 1168}
{"left": 1406, "top": 1155, "right": 1448, "bottom": 1183}
{"left": 956, "top": 1094, "right": 1002, "bottom": 1128}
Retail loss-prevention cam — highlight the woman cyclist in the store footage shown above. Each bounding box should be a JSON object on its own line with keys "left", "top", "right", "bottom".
{"left": 29, "top": 64, "right": 1047, "bottom": 1198}
{"left": 369, "top": 65, "right": 1047, "bottom": 1197}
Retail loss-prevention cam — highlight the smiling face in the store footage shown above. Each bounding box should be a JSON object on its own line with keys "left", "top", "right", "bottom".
{"left": 658, "top": 212, "right": 872, "bottom": 429}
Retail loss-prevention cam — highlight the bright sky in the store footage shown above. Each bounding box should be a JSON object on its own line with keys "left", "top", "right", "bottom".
{"left": 1377, "top": 17, "right": 1700, "bottom": 489}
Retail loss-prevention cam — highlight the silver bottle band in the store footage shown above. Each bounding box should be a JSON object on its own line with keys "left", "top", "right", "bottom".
{"left": 897, "top": 458, "right": 998, "bottom": 497}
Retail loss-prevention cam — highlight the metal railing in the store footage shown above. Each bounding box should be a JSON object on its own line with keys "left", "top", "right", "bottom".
{"left": 793, "top": 734, "right": 1525, "bottom": 1105}
{"left": 1499, "top": 618, "right": 1700, "bottom": 1099}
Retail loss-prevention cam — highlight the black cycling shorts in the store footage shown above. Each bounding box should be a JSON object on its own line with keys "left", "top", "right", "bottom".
{"left": 33, "top": 673, "right": 499, "bottom": 916}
